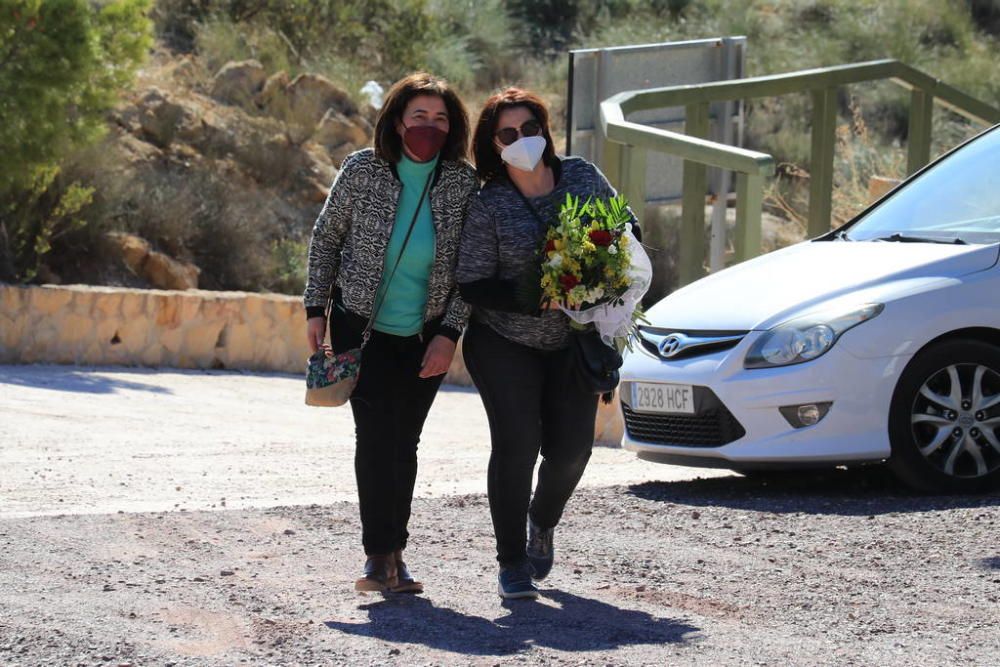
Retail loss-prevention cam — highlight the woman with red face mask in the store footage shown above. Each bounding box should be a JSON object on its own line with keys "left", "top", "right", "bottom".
{"left": 303, "top": 73, "right": 477, "bottom": 594}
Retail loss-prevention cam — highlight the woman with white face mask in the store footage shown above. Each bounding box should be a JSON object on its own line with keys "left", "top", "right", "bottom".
{"left": 304, "top": 73, "right": 478, "bottom": 594}
{"left": 457, "top": 88, "right": 639, "bottom": 600}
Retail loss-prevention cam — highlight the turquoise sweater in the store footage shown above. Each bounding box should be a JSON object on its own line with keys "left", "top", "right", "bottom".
{"left": 373, "top": 155, "right": 438, "bottom": 336}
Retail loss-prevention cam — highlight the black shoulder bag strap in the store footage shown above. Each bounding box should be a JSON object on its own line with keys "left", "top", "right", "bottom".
{"left": 359, "top": 171, "right": 434, "bottom": 348}
{"left": 510, "top": 182, "right": 560, "bottom": 314}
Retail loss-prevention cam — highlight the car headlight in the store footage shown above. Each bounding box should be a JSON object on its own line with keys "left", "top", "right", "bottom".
{"left": 744, "top": 303, "right": 884, "bottom": 369}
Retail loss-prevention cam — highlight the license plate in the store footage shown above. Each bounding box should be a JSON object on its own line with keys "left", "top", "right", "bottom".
{"left": 630, "top": 382, "right": 695, "bottom": 415}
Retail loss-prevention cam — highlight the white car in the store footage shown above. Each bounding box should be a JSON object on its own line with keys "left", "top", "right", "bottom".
{"left": 621, "top": 125, "right": 1000, "bottom": 493}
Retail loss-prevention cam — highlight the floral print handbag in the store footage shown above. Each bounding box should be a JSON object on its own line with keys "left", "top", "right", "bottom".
{"left": 304, "top": 347, "right": 363, "bottom": 407}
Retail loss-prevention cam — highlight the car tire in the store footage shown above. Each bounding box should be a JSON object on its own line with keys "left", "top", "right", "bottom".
{"left": 888, "top": 338, "right": 1000, "bottom": 493}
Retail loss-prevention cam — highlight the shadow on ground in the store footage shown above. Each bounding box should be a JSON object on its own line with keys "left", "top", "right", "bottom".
{"left": 324, "top": 590, "right": 697, "bottom": 656}
{"left": 980, "top": 556, "right": 1000, "bottom": 570}
{"left": 0, "top": 366, "right": 175, "bottom": 395}
{"left": 437, "top": 384, "right": 479, "bottom": 396}
{"left": 628, "top": 466, "right": 1000, "bottom": 516}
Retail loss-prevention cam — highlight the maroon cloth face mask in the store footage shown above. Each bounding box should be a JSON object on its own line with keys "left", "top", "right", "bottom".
{"left": 402, "top": 125, "right": 448, "bottom": 162}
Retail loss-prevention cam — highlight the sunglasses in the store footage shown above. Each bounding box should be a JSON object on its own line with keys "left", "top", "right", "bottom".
{"left": 495, "top": 120, "right": 542, "bottom": 146}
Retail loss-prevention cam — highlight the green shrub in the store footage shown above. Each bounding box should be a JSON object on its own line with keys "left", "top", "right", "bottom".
{"left": 425, "top": 0, "right": 515, "bottom": 90}
{"left": 505, "top": 0, "right": 641, "bottom": 56}
{"left": 0, "top": 0, "right": 152, "bottom": 193}
{"left": 104, "top": 165, "right": 283, "bottom": 291}
{"left": 968, "top": 0, "right": 1000, "bottom": 34}
{"left": 0, "top": 166, "right": 94, "bottom": 282}
{"left": 0, "top": 0, "right": 152, "bottom": 281}
{"left": 194, "top": 14, "right": 291, "bottom": 74}
{"left": 151, "top": 0, "right": 218, "bottom": 50}
{"left": 269, "top": 238, "right": 308, "bottom": 295}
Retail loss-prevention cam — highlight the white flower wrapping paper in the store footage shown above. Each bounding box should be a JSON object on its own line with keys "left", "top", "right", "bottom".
{"left": 558, "top": 227, "right": 652, "bottom": 345}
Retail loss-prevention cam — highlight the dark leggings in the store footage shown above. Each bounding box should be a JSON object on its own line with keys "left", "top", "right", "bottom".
{"left": 463, "top": 321, "right": 598, "bottom": 567}
{"left": 330, "top": 305, "right": 443, "bottom": 556}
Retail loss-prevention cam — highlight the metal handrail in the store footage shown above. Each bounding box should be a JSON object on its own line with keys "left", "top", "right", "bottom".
{"left": 599, "top": 58, "right": 1000, "bottom": 286}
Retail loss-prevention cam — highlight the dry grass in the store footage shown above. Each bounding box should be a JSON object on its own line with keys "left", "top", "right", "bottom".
{"left": 766, "top": 99, "right": 910, "bottom": 232}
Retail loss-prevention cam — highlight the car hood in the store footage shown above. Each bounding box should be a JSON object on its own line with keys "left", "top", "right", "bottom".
{"left": 647, "top": 240, "right": 999, "bottom": 331}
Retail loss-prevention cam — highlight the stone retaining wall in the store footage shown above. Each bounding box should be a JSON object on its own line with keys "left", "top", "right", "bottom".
{"left": 0, "top": 284, "right": 624, "bottom": 442}
{"left": 0, "top": 283, "right": 479, "bottom": 383}
{"left": 1, "top": 285, "right": 326, "bottom": 375}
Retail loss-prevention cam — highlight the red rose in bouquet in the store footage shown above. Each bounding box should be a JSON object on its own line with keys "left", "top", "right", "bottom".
{"left": 559, "top": 273, "right": 580, "bottom": 290}
{"left": 588, "top": 229, "right": 613, "bottom": 247}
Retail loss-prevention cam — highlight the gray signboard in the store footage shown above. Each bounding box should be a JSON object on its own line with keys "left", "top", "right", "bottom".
{"left": 567, "top": 37, "right": 746, "bottom": 204}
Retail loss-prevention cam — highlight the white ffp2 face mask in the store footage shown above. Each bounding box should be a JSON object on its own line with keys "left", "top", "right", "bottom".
{"left": 500, "top": 136, "right": 547, "bottom": 172}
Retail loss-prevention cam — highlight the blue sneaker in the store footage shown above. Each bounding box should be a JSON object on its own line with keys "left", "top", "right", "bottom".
{"left": 526, "top": 518, "right": 554, "bottom": 581}
{"left": 498, "top": 561, "right": 539, "bottom": 600}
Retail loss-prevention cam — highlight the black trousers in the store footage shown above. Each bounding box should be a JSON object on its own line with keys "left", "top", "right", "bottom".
{"left": 330, "top": 305, "right": 444, "bottom": 556}
{"left": 463, "top": 320, "right": 598, "bottom": 567}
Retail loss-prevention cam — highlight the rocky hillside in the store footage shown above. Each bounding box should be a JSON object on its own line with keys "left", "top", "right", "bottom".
{"left": 90, "top": 45, "right": 375, "bottom": 291}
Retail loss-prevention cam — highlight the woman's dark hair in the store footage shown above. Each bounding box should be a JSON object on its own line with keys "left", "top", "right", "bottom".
{"left": 472, "top": 87, "right": 558, "bottom": 181}
{"left": 373, "top": 72, "right": 469, "bottom": 163}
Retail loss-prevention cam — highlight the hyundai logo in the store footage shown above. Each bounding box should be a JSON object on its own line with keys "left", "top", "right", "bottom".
{"left": 658, "top": 334, "right": 687, "bottom": 358}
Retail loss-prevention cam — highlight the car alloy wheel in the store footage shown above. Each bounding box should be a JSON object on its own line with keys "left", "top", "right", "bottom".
{"left": 911, "top": 363, "right": 1000, "bottom": 478}
{"left": 889, "top": 339, "right": 1000, "bottom": 493}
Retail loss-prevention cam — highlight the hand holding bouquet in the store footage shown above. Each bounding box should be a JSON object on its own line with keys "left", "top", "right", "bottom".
{"left": 540, "top": 193, "right": 651, "bottom": 346}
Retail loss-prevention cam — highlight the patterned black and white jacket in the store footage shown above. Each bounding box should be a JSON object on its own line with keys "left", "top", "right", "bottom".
{"left": 304, "top": 148, "right": 479, "bottom": 342}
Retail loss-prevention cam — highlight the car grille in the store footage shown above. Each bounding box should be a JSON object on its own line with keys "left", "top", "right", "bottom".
{"left": 622, "top": 388, "right": 746, "bottom": 447}
{"left": 636, "top": 328, "right": 748, "bottom": 361}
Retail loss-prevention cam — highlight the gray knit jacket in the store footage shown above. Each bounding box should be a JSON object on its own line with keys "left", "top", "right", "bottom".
{"left": 304, "top": 148, "right": 479, "bottom": 341}
{"left": 457, "top": 156, "right": 635, "bottom": 350}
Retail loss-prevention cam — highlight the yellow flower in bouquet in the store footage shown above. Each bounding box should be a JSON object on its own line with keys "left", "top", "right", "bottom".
{"left": 540, "top": 193, "right": 635, "bottom": 309}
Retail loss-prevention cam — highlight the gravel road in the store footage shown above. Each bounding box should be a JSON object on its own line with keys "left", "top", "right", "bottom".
{"left": 0, "top": 365, "right": 716, "bottom": 518}
{"left": 1, "top": 365, "right": 998, "bottom": 665}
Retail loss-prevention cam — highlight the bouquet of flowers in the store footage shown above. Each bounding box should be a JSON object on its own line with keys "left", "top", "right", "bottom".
{"left": 540, "top": 193, "right": 651, "bottom": 346}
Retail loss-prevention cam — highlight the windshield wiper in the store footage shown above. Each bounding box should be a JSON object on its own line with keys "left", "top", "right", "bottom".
{"left": 832, "top": 229, "right": 852, "bottom": 241}
{"left": 872, "top": 233, "right": 967, "bottom": 245}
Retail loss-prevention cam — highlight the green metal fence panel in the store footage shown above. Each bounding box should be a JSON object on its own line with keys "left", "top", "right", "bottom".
{"left": 620, "top": 60, "right": 899, "bottom": 114}
{"left": 599, "top": 58, "right": 1000, "bottom": 288}
{"left": 680, "top": 103, "right": 710, "bottom": 285}
{"left": 808, "top": 88, "right": 838, "bottom": 237}
{"left": 907, "top": 88, "right": 933, "bottom": 176}
{"left": 891, "top": 64, "right": 1000, "bottom": 125}
{"left": 734, "top": 173, "right": 764, "bottom": 262}
{"left": 601, "top": 96, "right": 773, "bottom": 174}
{"left": 620, "top": 144, "right": 648, "bottom": 221}
{"left": 600, "top": 136, "right": 623, "bottom": 189}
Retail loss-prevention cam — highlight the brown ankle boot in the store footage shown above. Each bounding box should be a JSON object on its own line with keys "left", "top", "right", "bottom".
{"left": 390, "top": 549, "right": 423, "bottom": 594}
{"left": 354, "top": 554, "right": 398, "bottom": 592}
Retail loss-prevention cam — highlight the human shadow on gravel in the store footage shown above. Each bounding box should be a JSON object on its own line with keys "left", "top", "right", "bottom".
{"left": 628, "top": 466, "right": 1000, "bottom": 516}
{"left": 980, "top": 556, "right": 1000, "bottom": 570}
{"left": 0, "top": 366, "right": 173, "bottom": 395}
{"left": 497, "top": 590, "right": 697, "bottom": 651}
{"left": 324, "top": 592, "right": 696, "bottom": 655}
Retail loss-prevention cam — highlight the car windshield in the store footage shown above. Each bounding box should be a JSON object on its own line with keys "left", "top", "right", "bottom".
{"left": 844, "top": 127, "right": 1000, "bottom": 244}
